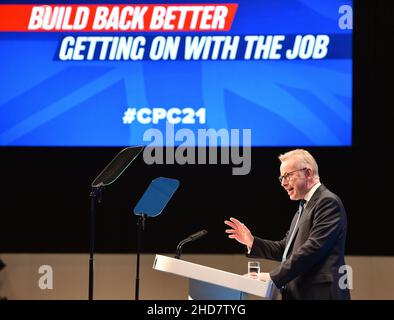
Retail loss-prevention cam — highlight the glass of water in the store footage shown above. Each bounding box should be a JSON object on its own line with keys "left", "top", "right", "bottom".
{"left": 248, "top": 261, "right": 260, "bottom": 278}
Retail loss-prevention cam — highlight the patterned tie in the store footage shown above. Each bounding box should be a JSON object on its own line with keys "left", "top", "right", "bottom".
{"left": 282, "top": 200, "right": 306, "bottom": 262}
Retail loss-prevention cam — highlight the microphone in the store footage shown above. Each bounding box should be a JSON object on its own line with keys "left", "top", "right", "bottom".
{"left": 175, "top": 230, "right": 208, "bottom": 259}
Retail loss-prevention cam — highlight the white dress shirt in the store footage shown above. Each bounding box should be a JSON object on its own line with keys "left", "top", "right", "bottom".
{"left": 247, "top": 182, "right": 321, "bottom": 254}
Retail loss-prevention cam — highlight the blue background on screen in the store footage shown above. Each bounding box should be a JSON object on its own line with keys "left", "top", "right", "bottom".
{"left": 0, "top": 0, "right": 352, "bottom": 146}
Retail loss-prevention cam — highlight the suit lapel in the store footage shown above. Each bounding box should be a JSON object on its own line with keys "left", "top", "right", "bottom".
{"left": 286, "top": 184, "right": 326, "bottom": 245}
{"left": 286, "top": 211, "right": 300, "bottom": 243}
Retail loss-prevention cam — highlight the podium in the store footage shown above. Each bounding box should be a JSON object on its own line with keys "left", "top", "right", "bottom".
{"left": 153, "top": 255, "right": 273, "bottom": 300}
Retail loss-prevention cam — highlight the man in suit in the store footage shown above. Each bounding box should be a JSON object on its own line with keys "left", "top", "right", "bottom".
{"left": 225, "top": 149, "right": 350, "bottom": 300}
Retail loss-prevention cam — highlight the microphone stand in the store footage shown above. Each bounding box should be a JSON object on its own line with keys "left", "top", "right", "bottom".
{"left": 175, "top": 230, "right": 208, "bottom": 259}
{"left": 175, "top": 238, "right": 190, "bottom": 259}
{"left": 135, "top": 213, "right": 146, "bottom": 300}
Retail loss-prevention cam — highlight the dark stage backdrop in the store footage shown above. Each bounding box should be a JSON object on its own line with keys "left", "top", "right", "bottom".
{"left": 0, "top": 1, "right": 392, "bottom": 255}
{"left": 0, "top": 145, "right": 391, "bottom": 255}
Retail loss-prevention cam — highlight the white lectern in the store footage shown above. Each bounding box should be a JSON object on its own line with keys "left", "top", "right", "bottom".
{"left": 153, "top": 254, "right": 273, "bottom": 300}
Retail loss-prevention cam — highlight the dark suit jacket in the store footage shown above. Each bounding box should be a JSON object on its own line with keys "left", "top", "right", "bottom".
{"left": 248, "top": 184, "right": 350, "bottom": 300}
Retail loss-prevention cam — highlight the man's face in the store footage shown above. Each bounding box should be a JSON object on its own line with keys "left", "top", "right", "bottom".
{"left": 279, "top": 159, "right": 309, "bottom": 200}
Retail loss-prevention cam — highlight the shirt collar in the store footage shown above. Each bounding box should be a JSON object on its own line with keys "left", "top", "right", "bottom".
{"left": 304, "top": 182, "right": 321, "bottom": 203}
